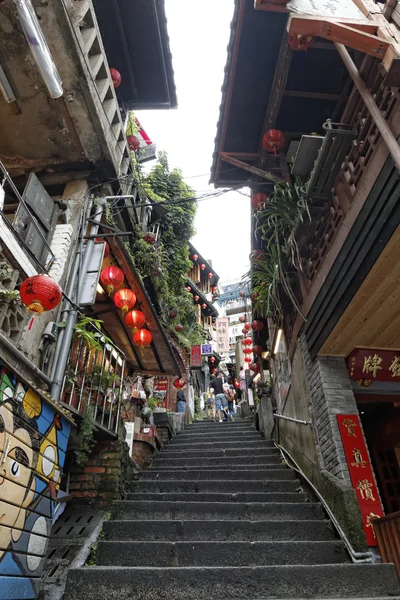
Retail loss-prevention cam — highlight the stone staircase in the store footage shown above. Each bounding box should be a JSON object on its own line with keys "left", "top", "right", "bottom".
{"left": 63, "top": 420, "right": 400, "bottom": 599}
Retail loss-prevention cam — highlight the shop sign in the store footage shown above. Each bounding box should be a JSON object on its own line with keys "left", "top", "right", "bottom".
{"left": 154, "top": 377, "right": 168, "bottom": 408}
{"left": 190, "top": 344, "right": 202, "bottom": 367}
{"left": 201, "top": 343, "right": 213, "bottom": 356}
{"left": 215, "top": 318, "right": 229, "bottom": 353}
{"left": 337, "top": 414, "right": 384, "bottom": 545}
{"left": 347, "top": 348, "right": 400, "bottom": 386}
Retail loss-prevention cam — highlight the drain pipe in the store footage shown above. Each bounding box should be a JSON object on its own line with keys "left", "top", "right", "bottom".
{"left": 0, "top": 331, "right": 51, "bottom": 385}
{"left": 335, "top": 42, "right": 400, "bottom": 172}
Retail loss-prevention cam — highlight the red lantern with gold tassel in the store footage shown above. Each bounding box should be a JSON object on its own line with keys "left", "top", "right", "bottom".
{"left": 207, "top": 272, "right": 213, "bottom": 279}
{"left": 173, "top": 378, "right": 185, "bottom": 389}
{"left": 113, "top": 288, "right": 136, "bottom": 314}
{"left": 175, "top": 324, "right": 183, "bottom": 332}
{"left": 251, "top": 320, "right": 264, "bottom": 332}
{"left": 20, "top": 275, "right": 62, "bottom": 314}
{"left": 262, "top": 129, "right": 285, "bottom": 155}
{"left": 288, "top": 33, "right": 315, "bottom": 52}
{"left": 200, "top": 264, "right": 206, "bottom": 271}
{"left": 194, "top": 295, "right": 199, "bottom": 302}
{"left": 100, "top": 266, "right": 124, "bottom": 294}
{"left": 125, "top": 309, "right": 146, "bottom": 331}
{"left": 244, "top": 356, "right": 252, "bottom": 364}
{"left": 252, "top": 345, "right": 263, "bottom": 356}
{"left": 243, "top": 347, "right": 253, "bottom": 355}
{"left": 127, "top": 135, "right": 140, "bottom": 151}
{"left": 109, "top": 68, "right": 122, "bottom": 88}
{"left": 192, "top": 254, "right": 198, "bottom": 262}
{"left": 251, "top": 193, "right": 268, "bottom": 211}
{"left": 133, "top": 328, "right": 152, "bottom": 347}
{"left": 201, "top": 303, "right": 207, "bottom": 309}
{"left": 210, "top": 357, "right": 215, "bottom": 364}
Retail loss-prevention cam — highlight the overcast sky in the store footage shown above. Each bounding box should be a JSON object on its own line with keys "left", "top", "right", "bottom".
{"left": 136, "top": 0, "right": 250, "bottom": 284}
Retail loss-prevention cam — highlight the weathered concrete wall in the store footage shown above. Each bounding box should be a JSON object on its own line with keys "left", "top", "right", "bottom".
{"left": 274, "top": 337, "right": 366, "bottom": 550}
{"left": 0, "top": 363, "right": 72, "bottom": 599}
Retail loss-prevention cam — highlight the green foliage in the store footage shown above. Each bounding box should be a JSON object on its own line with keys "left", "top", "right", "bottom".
{"left": 194, "top": 396, "right": 202, "bottom": 421}
{"left": 74, "top": 316, "right": 111, "bottom": 351}
{"left": 75, "top": 405, "right": 96, "bottom": 466}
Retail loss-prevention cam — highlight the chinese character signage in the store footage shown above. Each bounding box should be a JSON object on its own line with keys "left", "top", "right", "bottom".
{"left": 216, "top": 318, "right": 229, "bottom": 353}
{"left": 190, "top": 345, "right": 202, "bottom": 367}
{"left": 347, "top": 348, "right": 400, "bottom": 386}
{"left": 201, "top": 344, "right": 213, "bottom": 356}
{"left": 154, "top": 377, "right": 169, "bottom": 408}
{"left": 337, "top": 414, "right": 384, "bottom": 545}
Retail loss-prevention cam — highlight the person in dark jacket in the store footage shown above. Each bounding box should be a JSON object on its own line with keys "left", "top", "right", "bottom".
{"left": 176, "top": 389, "right": 186, "bottom": 413}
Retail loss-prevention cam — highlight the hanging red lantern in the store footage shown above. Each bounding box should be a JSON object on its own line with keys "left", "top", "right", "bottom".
{"left": 243, "top": 347, "right": 253, "bottom": 355}
{"left": 252, "top": 345, "right": 264, "bottom": 356}
{"left": 288, "top": 33, "right": 315, "bottom": 52}
{"left": 173, "top": 378, "right": 185, "bottom": 389}
{"left": 100, "top": 266, "right": 124, "bottom": 294}
{"left": 185, "top": 286, "right": 191, "bottom": 292}
{"left": 210, "top": 357, "right": 215, "bottom": 364}
{"left": 175, "top": 324, "right": 183, "bottom": 333}
{"left": 95, "top": 238, "right": 110, "bottom": 258}
{"left": 244, "top": 356, "right": 252, "bottom": 364}
{"left": 20, "top": 274, "right": 62, "bottom": 314}
{"left": 200, "top": 264, "right": 206, "bottom": 271}
{"left": 125, "top": 309, "right": 146, "bottom": 331}
{"left": 239, "top": 316, "right": 246, "bottom": 323}
{"left": 169, "top": 309, "right": 177, "bottom": 319}
{"left": 243, "top": 323, "right": 251, "bottom": 332}
{"left": 244, "top": 337, "right": 253, "bottom": 346}
{"left": 133, "top": 328, "right": 152, "bottom": 347}
{"left": 212, "top": 286, "right": 217, "bottom": 293}
{"left": 192, "top": 254, "right": 198, "bottom": 262}
{"left": 114, "top": 288, "right": 136, "bottom": 314}
{"left": 234, "top": 379, "right": 240, "bottom": 389}
{"left": 144, "top": 231, "right": 156, "bottom": 244}
{"left": 251, "top": 193, "right": 268, "bottom": 211}
{"left": 250, "top": 362, "right": 261, "bottom": 373}
{"left": 127, "top": 135, "right": 141, "bottom": 151}
{"left": 207, "top": 272, "right": 213, "bottom": 279}
{"left": 211, "top": 368, "right": 217, "bottom": 374}
{"left": 252, "top": 320, "right": 264, "bottom": 332}
{"left": 109, "top": 68, "right": 122, "bottom": 88}
{"left": 194, "top": 295, "right": 199, "bottom": 302}
{"left": 250, "top": 250, "right": 265, "bottom": 262}
{"left": 262, "top": 129, "right": 285, "bottom": 155}
{"left": 201, "top": 303, "right": 207, "bottom": 309}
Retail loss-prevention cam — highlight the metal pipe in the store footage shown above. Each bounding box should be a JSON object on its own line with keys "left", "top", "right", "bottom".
{"left": 13, "top": 0, "right": 63, "bottom": 98}
{"left": 0, "top": 331, "right": 51, "bottom": 385}
{"left": 274, "top": 412, "right": 311, "bottom": 426}
{"left": 335, "top": 42, "right": 400, "bottom": 172}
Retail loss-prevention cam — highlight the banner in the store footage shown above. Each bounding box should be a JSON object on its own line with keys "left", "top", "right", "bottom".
{"left": 337, "top": 414, "right": 384, "bottom": 545}
{"left": 154, "top": 377, "right": 168, "bottom": 408}
{"left": 347, "top": 348, "right": 400, "bottom": 384}
{"left": 190, "top": 345, "right": 202, "bottom": 368}
{"left": 216, "top": 318, "right": 229, "bottom": 353}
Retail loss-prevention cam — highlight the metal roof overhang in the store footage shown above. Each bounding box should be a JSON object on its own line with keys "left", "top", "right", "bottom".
{"left": 210, "top": 0, "right": 352, "bottom": 188}
{"left": 186, "top": 279, "right": 218, "bottom": 319}
{"left": 188, "top": 242, "right": 220, "bottom": 282}
{"left": 93, "top": 234, "right": 181, "bottom": 377}
{"left": 92, "top": 0, "right": 177, "bottom": 110}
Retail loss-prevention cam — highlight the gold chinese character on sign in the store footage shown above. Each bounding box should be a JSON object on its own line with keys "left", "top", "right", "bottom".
{"left": 351, "top": 448, "right": 367, "bottom": 468}
{"left": 362, "top": 354, "right": 383, "bottom": 378}
{"left": 366, "top": 513, "right": 380, "bottom": 537}
{"left": 342, "top": 418, "right": 357, "bottom": 438}
{"left": 357, "top": 479, "right": 376, "bottom": 502}
{"left": 389, "top": 357, "right": 400, "bottom": 378}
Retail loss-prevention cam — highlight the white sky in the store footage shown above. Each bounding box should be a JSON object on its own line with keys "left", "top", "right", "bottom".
{"left": 136, "top": 0, "right": 250, "bottom": 283}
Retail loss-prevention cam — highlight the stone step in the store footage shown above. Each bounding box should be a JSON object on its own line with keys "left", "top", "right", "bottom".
{"left": 96, "top": 540, "right": 348, "bottom": 567}
{"left": 150, "top": 463, "right": 283, "bottom": 471}
{"left": 159, "top": 449, "right": 278, "bottom": 459}
{"left": 154, "top": 455, "right": 280, "bottom": 466}
{"left": 64, "top": 564, "right": 399, "bottom": 600}
{"left": 129, "top": 480, "right": 300, "bottom": 493}
{"left": 174, "top": 432, "right": 261, "bottom": 442}
{"left": 164, "top": 440, "right": 272, "bottom": 450}
{"left": 126, "top": 492, "right": 310, "bottom": 503}
{"left": 140, "top": 469, "right": 295, "bottom": 480}
{"left": 103, "top": 519, "right": 336, "bottom": 542}
{"left": 111, "top": 501, "right": 325, "bottom": 521}
{"left": 186, "top": 421, "right": 253, "bottom": 428}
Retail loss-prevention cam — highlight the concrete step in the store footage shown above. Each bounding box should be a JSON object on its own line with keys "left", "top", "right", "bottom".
{"left": 103, "top": 519, "right": 337, "bottom": 542}
{"left": 185, "top": 421, "right": 253, "bottom": 428}
{"left": 153, "top": 455, "right": 280, "bottom": 466}
{"left": 96, "top": 540, "right": 348, "bottom": 567}
{"left": 150, "top": 463, "right": 284, "bottom": 471}
{"left": 174, "top": 432, "right": 261, "bottom": 442}
{"left": 165, "top": 440, "right": 271, "bottom": 450}
{"left": 111, "top": 501, "right": 325, "bottom": 521}
{"left": 126, "top": 492, "right": 310, "bottom": 503}
{"left": 64, "top": 564, "right": 400, "bottom": 599}
{"left": 140, "top": 469, "right": 295, "bottom": 480}
{"left": 159, "top": 449, "right": 278, "bottom": 459}
{"left": 129, "top": 480, "right": 300, "bottom": 493}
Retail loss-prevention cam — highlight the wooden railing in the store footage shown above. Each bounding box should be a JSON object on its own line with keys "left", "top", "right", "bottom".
{"left": 373, "top": 512, "right": 400, "bottom": 578}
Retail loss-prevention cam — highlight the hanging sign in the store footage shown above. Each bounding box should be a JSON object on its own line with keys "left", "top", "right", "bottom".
{"left": 154, "top": 377, "right": 168, "bottom": 408}
{"left": 216, "top": 318, "right": 229, "bottom": 353}
{"left": 190, "top": 345, "right": 202, "bottom": 367}
{"left": 347, "top": 348, "right": 400, "bottom": 385}
{"left": 337, "top": 414, "right": 384, "bottom": 546}
{"left": 201, "top": 344, "right": 213, "bottom": 356}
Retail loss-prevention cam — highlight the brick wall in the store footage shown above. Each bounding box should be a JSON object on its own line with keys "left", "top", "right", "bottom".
{"left": 300, "top": 334, "right": 358, "bottom": 482}
{"left": 69, "top": 438, "right": 139, "bottom": 506}
{"left": 131, "top": 440, "right": 154, "bottom": 469}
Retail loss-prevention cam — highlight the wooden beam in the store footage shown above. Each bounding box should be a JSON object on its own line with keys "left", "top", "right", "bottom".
{"left": 254, "top": 0, "right": 288, "bottom": 13}
{"left": 220, "top": 152, "right": 284, "bottom": 182}
{"left": 283, "top": 90, "right": 346, "bottom": 101}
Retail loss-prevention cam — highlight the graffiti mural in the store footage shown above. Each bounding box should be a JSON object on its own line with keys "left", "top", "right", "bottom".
{"left": 0, "top": 365, "right": 71, "bottom": 599}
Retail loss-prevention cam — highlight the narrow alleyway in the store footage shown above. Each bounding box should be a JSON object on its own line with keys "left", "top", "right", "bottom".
{"left": 63, "top": 421, "right": 400, "bottom": 599}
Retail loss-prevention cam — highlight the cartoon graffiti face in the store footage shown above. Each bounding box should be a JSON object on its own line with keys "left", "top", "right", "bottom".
{"left": 0, "top": 402, "right": 36, "bottom": 561}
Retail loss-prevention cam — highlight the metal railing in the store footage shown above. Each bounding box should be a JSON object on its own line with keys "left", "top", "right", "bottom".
{"left": 60, "top": 323, "right": 126, "bottom": 435}
{"left": 274, "top": 412, "right": 311, "bottom": 426}
{"left": 373, "top": 511, "right": 400, "bottom": 577}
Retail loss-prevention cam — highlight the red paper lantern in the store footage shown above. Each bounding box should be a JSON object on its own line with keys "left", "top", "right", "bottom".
{"left": 239, "top": 316, "right": 246, "bottom": 323}
{"left": 144, "top": 232, "right": 156, "bottom": 244}
{"left": 95, "top": 238, "right": 110, "bottom": 258}
{"left": 251, "top": 193, "right": 268, "bottom": 211}
{"left": 114, "top": 288, "right": 136, "bottom": 314}
{"left": 207, "top": 273, "right": 213, "bottom": 279}
{"left": 125, "top": 309, "right": 146, "bottom": 331}
{"left": 234, "top": 380, "right": 240, "bottom": 389}
{"left": 243, "top": 323, "right": 251, "bottom": 332}
{"left": 201, "top": 303, "right": 207, "bottom": 309}
{"left": 210, "top": 357, "right": 215, "bottom": 364}
{"left": 194, "top": 295, "right": 199, "bottom": 302}
{"left": 109, "top": 68, "right": 122, "bottom": 88}
{"left": 212, "top": 286, "right": 217, "bottom": 293}
{"left": 200, "top": 264, "right": 206, "bottom": 270}
{"left": 252, "top": 345, "right": 263, "bottom": 356}
{"left": 20, "top": 275, "right": 62, "bottom": 314}
{"left": 288, "top": 33, "right": 315, "bottom": 52}
{"left": 250, "top": 250, "right": 264, "bottom": 262}
{"left": 250, "top": 362, "right": 260, "bottom": 373}
{"left": 127, "top": 135, "right": 141, "bottom": 151}
{"left": 244, "top": 356, "right": 252, "bottom": 363}
{"left": 100, "top": 266, "right": 124, "bottom": 294}
{"left": 243, "top": 347, "right": 253, "bottom": 355}
{"left": 252, "top": 320, "right": 264, "bottom": 332}
{"left": 133, "top": 328, "right": 152, "bottom": 347}
{"left": 211, "top": 368, "right": 217, "bottom": 374}
{"left": 185, "top": 286, "right": 191, "bottom": 292}
{"left": 243, "top": 337, "right": 253, "bottom": 346}
{"left": 175, "top": 324, "right": 183, "bottom": 332}
{"left": 192, "top": 254, "right": 198, "bottom": 262}
{"left": 169, "top": 309, "right": 177, "bottom": 319}
{"left": 262, "top": 129, "right": 285, "bottom": 155}
{"left": 173, "top": 378, "right": 185, "bottom": 389}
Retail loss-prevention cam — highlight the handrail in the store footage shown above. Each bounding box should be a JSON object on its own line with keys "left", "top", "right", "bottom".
{"left": 274, "top": 441, "right": 376, "bottom": 564}
{"left": 274, "top": 412, "right": 311, "bottom": 426}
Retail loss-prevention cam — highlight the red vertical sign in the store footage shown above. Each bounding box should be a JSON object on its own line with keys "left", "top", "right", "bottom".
{"left": 154, "top": 377, "right": 169, "bottom": 409}
{"left": 190, "top": 345, "right": 202, "bottom": 368}
{"left": 337, "top": 414, "right": 384, "bottom": 546}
